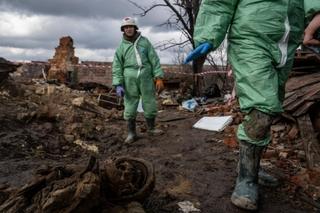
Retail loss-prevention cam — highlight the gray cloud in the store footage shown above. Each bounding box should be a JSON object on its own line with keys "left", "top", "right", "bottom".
{"left": 0, "top": 0, "right": 171, "bottom": 28}
{"left": 0, "top": 0, "right": 135, "bottom": 19}
{"left": 0, "top": 0, "right": 188, "bottom": 63}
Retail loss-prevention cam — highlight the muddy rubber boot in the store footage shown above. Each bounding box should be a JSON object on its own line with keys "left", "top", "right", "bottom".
{"left": 258, "top": 169, "right": 279, "bottom": 187}
{"left": 237, "top": 163, "right": 279, "bottom": 187}
{"left": 124, "top": 119, "right": 137, "bottom": 144}
{"left": 231, "top": 140, "right": 264, "bottom": 210}
{"left": 146, "top": 117, "right": 163, "bottom": 136}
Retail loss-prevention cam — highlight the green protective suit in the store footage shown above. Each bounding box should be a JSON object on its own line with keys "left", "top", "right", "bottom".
{"left": 194, "top": 0, "right": 320, "bottom": 146}
{"left": 112, "top": 33, "right": 164, "bottom": 120}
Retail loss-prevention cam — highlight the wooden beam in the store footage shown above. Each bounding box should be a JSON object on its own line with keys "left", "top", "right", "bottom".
{"left": 297, "top": 114, "right": 320, "bottom": 169}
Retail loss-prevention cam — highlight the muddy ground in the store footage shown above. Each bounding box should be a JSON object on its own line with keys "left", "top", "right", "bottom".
{"left": 0, "top": 78, "right": 318, "bottom": 212}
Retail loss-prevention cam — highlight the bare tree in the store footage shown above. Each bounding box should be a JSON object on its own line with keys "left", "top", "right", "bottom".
{"left": 128, "top": 0, "right": 201, "bottom": 48}
{"left": 206, "top": 40, "right": 232, "bottom": 93}
{"left": 207, "top": 39, "right": 228, "bottom": 71}
{"left": 128, "top": 0, "right": 227, "bottom": 95}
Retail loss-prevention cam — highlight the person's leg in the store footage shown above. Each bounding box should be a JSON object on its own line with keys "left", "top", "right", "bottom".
{"left": 231, "top": 140, "right": 264, "bottom": 210}
{"left": 235, "top": 111, "right": 279, "bottom": 187}
{"left": 229, "top": 45, "right": 280, "bottom": 210}
{"left": 232, "top": 109, "right": 274, "bottom": 210}
{"left": 124, "top": 118, "right": 137, "bottom": 144}
{"left": 139, "top": 73, "right": 163, "bottom": 136}
{"left": 145, "top": 117, "right": 163, "bottom": 135}
{"left": 123, "top": 76, "right": 140, "bottom": 143}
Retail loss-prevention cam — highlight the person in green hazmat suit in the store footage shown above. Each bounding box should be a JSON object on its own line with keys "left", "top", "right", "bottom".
{"left": 112, "top": 17, "right": 164, "bottom": 144}
{"left": 184, "top": 0, "right": 320, "bottom": 210}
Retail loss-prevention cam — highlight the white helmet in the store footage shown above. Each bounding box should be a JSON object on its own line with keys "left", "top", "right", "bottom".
{"left": 121, "top": 17, "right": 138, "bottom": 31}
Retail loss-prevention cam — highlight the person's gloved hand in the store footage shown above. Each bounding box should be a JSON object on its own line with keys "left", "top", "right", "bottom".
{"left": 184, "top": 42, "right": 213, "bottom": 64}
{"left": 155, "top": 78, "right": 164, "bottom": 93}
{"left": 116, "top": 85, "right": 125, "bottom": 97}
{"left": 304, "top": 14, "right": 320, "bottom": 46}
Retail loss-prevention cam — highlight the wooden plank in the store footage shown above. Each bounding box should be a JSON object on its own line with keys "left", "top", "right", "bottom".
{"left": 285, "top": 73, "right": 320, "bottom": 92}
{"left": 284, "top": 91, "right": 295, "bottom": 99}
{"left": 293, "top": 102, "right": 314, "bottom": 117}
{"left": 292, "top": 65, "right": 318, "bottom": 71}
{"left": 284, "top": 83, "right": 320, "bottom": 112}
{"left": 297, "top": 114, "right": 320, "bottom": 169}
{"left": 285, "top": 89, "right": 318, "bottom": 112}
{"left": 285, "top": 82, "right": 320, "bottom": 102}
{"left": 283, "top": 92, "right": 301, "bottom": 108}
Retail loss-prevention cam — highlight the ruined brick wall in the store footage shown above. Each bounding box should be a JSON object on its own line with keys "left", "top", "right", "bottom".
{"left": 76, "top": 63, "right": 112, "bottom": 86}
{"left": 18, "top": 62, "right": 49, "bottom": 79}
{"left": 76, "top": 63, "right": 193, "bottom": 88}
{"left": 20, "top": 58, "right": 229, "bottom": 91}
{"left": 48, "top": 36, "right": 79, "bottom": 82}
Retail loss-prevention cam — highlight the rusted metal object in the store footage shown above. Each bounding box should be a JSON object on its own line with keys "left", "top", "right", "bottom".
{"left": 97, "top": 93, "right": 124, "bottom": 110}
{"left": 102, "top": 157, "right": 155, "bottom": 202}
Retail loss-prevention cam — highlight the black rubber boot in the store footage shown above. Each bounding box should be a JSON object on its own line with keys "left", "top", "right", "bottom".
{"left": 231, "top": 140, "right": 265, "bottom": 210}
{"left": 258, "top": 169, "right": 279, "bottom": 187}
{"left": 236, "top": 160, "right": 279, "bottom": 187}
{"left": 124, "top": 119, "right": 137, "bottom": 143}
{"left": 146, "top": 117, "right": 163, "bottom": 136}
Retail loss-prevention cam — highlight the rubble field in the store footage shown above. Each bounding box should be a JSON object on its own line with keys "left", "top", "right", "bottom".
{"left": 0, "top": 76, "right": 319, "bottom": 212}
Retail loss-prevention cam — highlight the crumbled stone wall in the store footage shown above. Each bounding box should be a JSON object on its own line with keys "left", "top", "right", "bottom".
{"left": 48, "top": 36, "right": 79, "bottom": 82}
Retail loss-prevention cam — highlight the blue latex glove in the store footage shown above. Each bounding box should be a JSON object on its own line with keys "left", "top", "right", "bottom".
{"left": 184, "top": 42, "right": 213, "bottom": 64}
{"left": 116, "top": 85, "right": 125, "bottom": 97}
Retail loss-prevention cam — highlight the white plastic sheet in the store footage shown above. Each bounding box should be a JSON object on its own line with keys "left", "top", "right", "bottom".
{"left": 193, "top": 116, "right": 233, "bottom": 132}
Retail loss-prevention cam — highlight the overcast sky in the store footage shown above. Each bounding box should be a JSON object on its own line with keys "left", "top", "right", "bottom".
{"left": 0, "top": 0, "right": 187, "bottom": 64}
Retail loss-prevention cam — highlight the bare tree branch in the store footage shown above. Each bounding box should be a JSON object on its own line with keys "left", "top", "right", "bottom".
{"left": 126, "top": 0, "right": 228, "bottom": 94}
{"left": 127, "top": 0, "right": 167, "bottom": 16}
{"left": 163, "top": 0, "right": 191, "bottom": 40}
{"left": 127, "top": 0, "right": 194, "bottom": 44}
{"left": 155, "top": 39, "right": 189, "bottom": 50}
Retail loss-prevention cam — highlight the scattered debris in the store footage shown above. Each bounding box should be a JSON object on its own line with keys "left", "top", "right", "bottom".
{"left": 182, "top": 98, "right": 198, "bottom": 112}
{"left": 193, "top": 116, "right": 233, "bottom": 132}
{"left": 0, "top": 44, "right": 319, "bottom": 212}
{"left": 223, "top": 137, "right": 238, "bottom": 149}
{"left": 178, "top": 201, "right": 201, "bottom": 213}
{"left": 280, "top": 49, "right": 320, "bottom": 171}
{"left": 0, "top": 57, "right": 20, "bottom": 84}
{"left": 74, "top": 139, "right": 99, "bottom": 154}
{"left": 0, "top": 156, "right": 154, "bottom": 212}
{"left": 284, "top": 72, "right": 320, "bottom": 117}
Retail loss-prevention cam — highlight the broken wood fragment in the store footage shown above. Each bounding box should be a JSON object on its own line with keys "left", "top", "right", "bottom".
{"left": 297, "top": 114, "right": 320, "bottom": 170}
{"left": 0, "top": 157, "right": 153, "bottom": 212}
